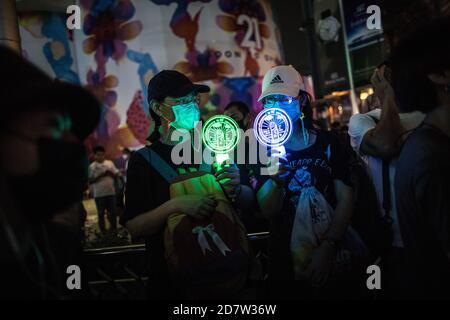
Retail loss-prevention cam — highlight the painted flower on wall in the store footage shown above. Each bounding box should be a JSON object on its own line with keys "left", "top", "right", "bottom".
{"left": 150, "top": 0, "right": 212, "bottom": 50}
{"left": 19, "top": 12, "right": 80, "bottom": 83}
{"left": 216, "top": 0, "right": 270, "bottom": 51}
{"left": 127, "top": 49, "right": 159, "bottom": 115}
{"left": 174, "top": 47, "right": 233, "bottom": 82}
{"left": 126, "top": 91, "right": 151, "bottom": 144}
{"left": 85, "top": 65, "right": 118, "bottom": 108}
{"left": 81, "top": 0, "right": 143, "bottom": 64}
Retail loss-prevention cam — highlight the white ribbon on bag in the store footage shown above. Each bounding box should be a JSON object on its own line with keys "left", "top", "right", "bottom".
{"left": 192, "top": 224, "right": 231, "bottom": 256}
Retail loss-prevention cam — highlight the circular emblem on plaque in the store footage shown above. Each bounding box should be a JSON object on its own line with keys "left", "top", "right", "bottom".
{"left": 253, "top": 107, "right": 293, "bottom": 147}
{"left": 202, "top": 115, "right": 240, "bottom": 154}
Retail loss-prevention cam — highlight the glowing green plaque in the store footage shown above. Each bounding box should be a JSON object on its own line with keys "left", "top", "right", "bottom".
{"left": 202, "top": 115, "right": 241, "bottom": 176}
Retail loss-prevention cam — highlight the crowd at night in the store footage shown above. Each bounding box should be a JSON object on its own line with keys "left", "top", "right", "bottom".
{"left": 0, "top": 0, "right": 449, "bottom": 306}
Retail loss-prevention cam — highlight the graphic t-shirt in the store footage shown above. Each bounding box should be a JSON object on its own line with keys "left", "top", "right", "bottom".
{"left": 262, "top": 130, "right": 352, "bottom": 282}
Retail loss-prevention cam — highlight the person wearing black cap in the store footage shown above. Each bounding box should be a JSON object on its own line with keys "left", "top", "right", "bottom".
{"left": 122, "top": 70, "right": 255, "bottom": 299}
{"left": 0, "top": 46, "right": 101, "bottom": 299}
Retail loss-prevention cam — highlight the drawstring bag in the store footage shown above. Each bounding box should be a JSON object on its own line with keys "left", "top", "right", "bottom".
{"left": 290, "top": 185, "right": 368, "bottom": 280}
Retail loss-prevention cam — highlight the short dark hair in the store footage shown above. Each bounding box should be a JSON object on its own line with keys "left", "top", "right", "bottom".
{"left": 224, "top": 101, "right": 250, "bottom": 117}
{"left": 93, "top": 145, "right": 105, "bottom": 154}
{"left": 391, "top": 17, "right": 450, "bottom": 113}
{"left": 148, "top": 107, "right": 162, "bottom": 143}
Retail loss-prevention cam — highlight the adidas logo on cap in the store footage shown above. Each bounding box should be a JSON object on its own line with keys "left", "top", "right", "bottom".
{"left": 258, "top": 65, "right": 306, "bottom": 102}
{"left": 270, "top": 75, "right": 284, "bottom": 85}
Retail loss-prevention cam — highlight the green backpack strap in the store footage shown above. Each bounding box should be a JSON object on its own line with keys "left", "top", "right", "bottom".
{"left": 136, "top": 147, "right": 178, "bottom": 183}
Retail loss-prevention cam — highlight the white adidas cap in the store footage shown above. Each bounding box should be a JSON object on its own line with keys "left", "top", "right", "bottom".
{"left": 258, "top": 65, "right": 306, "bottom": 102}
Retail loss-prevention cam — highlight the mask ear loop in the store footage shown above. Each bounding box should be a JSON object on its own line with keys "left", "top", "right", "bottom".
{"left": 299, "top": 112, "right": 309, "bottom": 146}
{"left": 154, "top": 101, "right": 173, "bottom": 130}
{"left": 191, "top": 122, "right": 202, "bottom": 153}
{"left": 298, "top": 93, "right": 310, "bottom": 146}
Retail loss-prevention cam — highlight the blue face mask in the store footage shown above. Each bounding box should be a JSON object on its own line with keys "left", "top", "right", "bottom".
{"left": 279, "top": 100, "right": 301, "bottom": 122}
{"left": 263, "top": 95, "right": 309, "bottom": 146}
{"left": 170, "top": 101, "right": 200, "bottom": 130}
{"left": 263, "top": 95, "right": 301, "bottom": 122}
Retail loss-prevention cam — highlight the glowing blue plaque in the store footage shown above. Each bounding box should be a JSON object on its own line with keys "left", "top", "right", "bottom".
{"left": 253, "top": 107, "right": 293, "bottom": 156}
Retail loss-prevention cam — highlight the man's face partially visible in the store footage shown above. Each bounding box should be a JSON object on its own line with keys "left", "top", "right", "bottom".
{"left": 95, "top": 151, "right": 105, "bottom": 163}
{"left": 0, "top": 110, "right": 74, "bottom": 176}
{"left": 157, "top": 93, "right": 200, "bottom": 122}
{"left": 263, "top": 94, "right": 301, "bottom": 122}
{"left": 224, "top": 105, "right": 248, "bottom": 129}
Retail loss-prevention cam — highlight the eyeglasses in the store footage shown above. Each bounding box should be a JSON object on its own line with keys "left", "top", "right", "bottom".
{"left": 163, "top": 93, "right": 200, "bottom": 106}
{"left": 262, "top": 95, "right": 296, "bottom": 106}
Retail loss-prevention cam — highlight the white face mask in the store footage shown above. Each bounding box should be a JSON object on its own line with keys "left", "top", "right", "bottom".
{"left": 170, "top": 101, "right": 201, "bottom": 130}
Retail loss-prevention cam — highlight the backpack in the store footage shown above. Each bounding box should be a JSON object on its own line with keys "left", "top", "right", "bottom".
{"left": 137, "top": 147, "right": 250, "bottom": 299}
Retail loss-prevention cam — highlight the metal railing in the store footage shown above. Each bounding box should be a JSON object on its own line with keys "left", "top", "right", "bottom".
{"left": 83, "top": 232, "right": 270, "bottom": 299}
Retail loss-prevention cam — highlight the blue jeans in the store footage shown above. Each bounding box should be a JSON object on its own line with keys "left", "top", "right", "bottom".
{"left": 94, "top": 195, "right": 117, "bottom": 232}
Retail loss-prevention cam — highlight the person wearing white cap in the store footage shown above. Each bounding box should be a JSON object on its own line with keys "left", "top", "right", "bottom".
{"left": 256, "top": 65, "right": 360, "bottom": 298}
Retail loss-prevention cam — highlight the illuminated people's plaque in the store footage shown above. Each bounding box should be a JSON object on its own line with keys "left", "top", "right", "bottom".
{"left": 202, "top": 115, "right": 240, "bottom": 173}
{"left": 254, "top": 108, "right": 293, "bottom": 176}
{"left": 253, "top": 107, "right": 293, "bottom": 149}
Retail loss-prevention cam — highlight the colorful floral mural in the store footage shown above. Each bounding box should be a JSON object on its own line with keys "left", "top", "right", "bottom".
{"left": 206, "top": 76, "right": 263, "bottom": 118}
{"left": 19, "top": 0, "right": 283, "bottom": 160}
{"left": 79, "top": 0, "right": 146, "bottom": 157}
{"left": 216, "top": 0, "right": 271, "bottom": 51}
{"left": 150, "top": 0, "right": 234, "bottom": 82}
{"left": 174, "top": 47, "right": 233, "bottom": 82}
{"left": 85, "top": 66, "right": 119, "bottom": 108}
{"left": 150, "top": 0, "right": 212, "bottom": 50}
{"left": 127, "top": 49, "right": 159, "bottom": 114}
{"left": 126, "top": 91, "right": 151, "bottom": 144}
{"left": 19, "top": 12, "right": 80, "bottom": 83}
{"left": 81, "top": 0, "right": 143, "bottom": 65}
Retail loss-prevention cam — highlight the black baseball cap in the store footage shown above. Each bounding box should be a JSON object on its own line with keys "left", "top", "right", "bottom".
{"left": 147, "top": 70, "right": 210, "bottom": 102}
{"left": 1, "top": 45, "right": 101, "bottom": 140}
